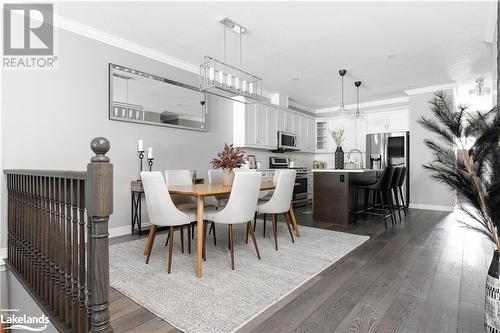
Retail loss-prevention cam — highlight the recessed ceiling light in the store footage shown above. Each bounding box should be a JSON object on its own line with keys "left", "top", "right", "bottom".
{"left": 387, "top": 53, "right": 397, "bottom": 59}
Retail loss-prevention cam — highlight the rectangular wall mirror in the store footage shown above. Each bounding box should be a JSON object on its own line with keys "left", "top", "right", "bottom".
{"left": 109, "top": 64, "right": 207, "bottom": 131}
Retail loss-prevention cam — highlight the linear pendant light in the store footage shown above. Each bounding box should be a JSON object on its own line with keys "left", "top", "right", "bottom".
{"left": 199, "top": 18, "right": 263, "bottom": 104}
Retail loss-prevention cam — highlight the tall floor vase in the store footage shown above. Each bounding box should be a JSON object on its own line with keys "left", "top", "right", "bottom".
{"left": 485, "top": 250, "right": 500, "bottom": 332}
{"left": 335, "top": 146, "right": 344, "bottom": 169}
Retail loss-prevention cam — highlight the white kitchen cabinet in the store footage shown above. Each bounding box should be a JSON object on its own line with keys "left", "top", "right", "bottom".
{"left": 366, "top": 112, "right": 388, "bottom": 134}
{"left": 386, "top": 109, "right": 409, "bottom": 132}
{"left": 367, "top": 109, "right": 409, "bottom": 134}
{"left": 353, "top": 117, "right": 367, "bottom": 151}
{"left": 244, "top": 104, "right": 258, "bottom": 147}
{"left": 267, "top": 107, "right": 278, "bottom": 148}
{"left": 255, "top": 103, "right": 268, "bottom": 146}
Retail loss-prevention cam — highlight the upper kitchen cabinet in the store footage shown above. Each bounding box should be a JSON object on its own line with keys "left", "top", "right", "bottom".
{"left": 316, "top": 120, "right": 329, "bottom": 152}
{"left": 233, "top": 103, "right": 314, "bottom": 152}
{"left": 366, "top": 109, "right": 409, "bottom": 134}
{"left": 326, "top": 116, "right": 367, "bottom": 152}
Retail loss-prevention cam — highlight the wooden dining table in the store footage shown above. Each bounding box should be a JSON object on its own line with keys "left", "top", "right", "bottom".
{"left": 165, "top": 182, "right": 301, "bottom": 278}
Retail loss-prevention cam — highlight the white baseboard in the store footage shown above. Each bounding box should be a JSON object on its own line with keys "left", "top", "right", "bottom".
{"left": 409, "top": 203, "right": 455, "bottom": 212}
{"left": 109, "top": 222, "right": 152, "bottom": 238}
{"left": 0, "top": 248, "right": 7, "bottom": 270}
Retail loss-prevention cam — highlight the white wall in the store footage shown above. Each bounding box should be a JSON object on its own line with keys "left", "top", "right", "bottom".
{"left": 0, "top": 28, "right": 235, "bottom": 248}
{"left": 408, "top": 90, "right": 455, "bottom": 210}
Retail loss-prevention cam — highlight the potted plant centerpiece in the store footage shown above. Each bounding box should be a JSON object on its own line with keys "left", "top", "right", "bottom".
{"left": 330, "top": 128, "right": 345, "bottom": 169}
{"left": 419, "top": 92, "right": 500, "bottom": 331}
{"left": 210, "top": 144, "right": 246, "bottom": 185}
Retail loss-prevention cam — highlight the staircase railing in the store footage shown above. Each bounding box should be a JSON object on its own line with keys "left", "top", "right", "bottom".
{"left": 4, "top": 137, "right": 113, "bottom": 333}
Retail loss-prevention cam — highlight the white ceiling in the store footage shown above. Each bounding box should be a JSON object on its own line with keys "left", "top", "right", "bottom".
{"left": 56, "top": 1, "right": 496, "bottom": 109}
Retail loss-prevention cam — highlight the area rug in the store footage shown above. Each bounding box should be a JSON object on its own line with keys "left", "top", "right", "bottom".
{"left": 109, "top": 223, "right": 369, "bottom": 333}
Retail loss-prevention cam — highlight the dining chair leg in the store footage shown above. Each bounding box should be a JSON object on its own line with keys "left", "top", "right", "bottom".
{"left": 145, "top": 225, "right": 157, "bottom": 264}
{"left": 165, "top": 231, "right": 170, "bottom": 247}
{"left": 203, "top": 220, "right": 208, "bottom": 261}
{"left": 191, "top": 222, "right": 195, "bottom": 239}
{"left": 228, "top": 225, "right": 231, "bottom": 250}
{"left": 229, "top": 224, "right": 235, "bottom": 270}
{"left": 263, "top": 214, "right": 267, "bottom": 238}
{"left": 180, "top": 226, "right": 184, "bottom": 253}
{"left": 247, "top": 222, "right": 261, "bottom": 259}
{"left": 188, "top": 225, "right": 191, "bottom": 254}
{"left": 208, "top": 222, "right": 213, "bottom": 235}
{"left": 245, "top": 222, "right": 250, "bottom": 244}
{"left": 212, "top": 222, "right": 217, "bottom": 246}
{"left": 272, "top": 214, "right": 278, "bottom": 251}
{"left": 167, "top": 226, "right": 174, "bottom": 273}
{"left": 253, "top": 212, "right": 257, "bottom": 231}
{"left": 284, "top": 213, "right": 295, "bottom": 243}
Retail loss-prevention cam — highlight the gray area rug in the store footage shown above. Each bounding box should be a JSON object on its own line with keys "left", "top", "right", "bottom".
{"left": 109, "top": 223, "right": 369, "bottom": 333}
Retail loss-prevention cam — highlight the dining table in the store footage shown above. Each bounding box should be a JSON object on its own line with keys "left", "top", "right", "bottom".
{"left": 161, "top": 182, "right": 301, "bottom": 278}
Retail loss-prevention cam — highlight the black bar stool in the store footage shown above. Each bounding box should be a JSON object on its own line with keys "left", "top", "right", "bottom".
{"left": 389, "top": 167, "right": 403, "bottom": 223}
{"left": 354, "top": 167, "right": 396, "bottom": 229}
{"left": 395, "top": 166, "right": 408, "bottom": 217}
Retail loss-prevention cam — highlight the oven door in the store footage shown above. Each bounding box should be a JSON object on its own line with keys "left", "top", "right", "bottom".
{"left": 293, "top": 174, "right": 308, "bottom": 196}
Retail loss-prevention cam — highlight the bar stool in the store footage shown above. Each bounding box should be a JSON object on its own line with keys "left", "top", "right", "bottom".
{"left": 389, "top": 167, "right": 403, "bottom": 223}
{"left": 354, "top": 167, "right": 396, "bottom": 229}
{"left": 395, "top": 166, "right": 408, "bottom": 217}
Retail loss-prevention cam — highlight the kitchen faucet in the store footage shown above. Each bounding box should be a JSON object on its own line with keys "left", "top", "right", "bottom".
{"left": 347, "top": 149, "right": 364, "bottom": 169}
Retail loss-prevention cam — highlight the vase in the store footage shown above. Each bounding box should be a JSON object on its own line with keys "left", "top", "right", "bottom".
{"left": 222, "top": 169, "right": 235, "bottom": 186}
{"left": 335, "top": 146, "right": 344, "bottom": 169}
{"left": 485, "top": 250, "right": 500, "bottom": 332}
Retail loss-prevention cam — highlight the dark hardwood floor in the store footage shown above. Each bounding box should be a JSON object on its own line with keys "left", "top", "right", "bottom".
{"left": 109, "top": 207, "right": 490, "bottom": 332}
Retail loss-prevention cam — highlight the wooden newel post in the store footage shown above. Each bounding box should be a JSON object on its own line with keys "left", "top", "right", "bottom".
{"left": 86, "top": 137, "right": 113, "bottom": 333}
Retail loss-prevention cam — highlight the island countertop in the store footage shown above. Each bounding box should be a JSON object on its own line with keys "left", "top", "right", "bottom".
{"left": 312, "top": 169, "right": 382, "bottom": 173}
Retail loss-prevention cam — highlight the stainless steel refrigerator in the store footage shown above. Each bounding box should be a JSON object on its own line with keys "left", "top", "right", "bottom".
{"left": 366, "top": 131, "right": 410, "bottom": 206}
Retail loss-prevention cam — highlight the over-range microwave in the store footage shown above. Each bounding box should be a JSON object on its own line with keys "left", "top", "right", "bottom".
{"left": 277, "top": 131, "right": 299, "bottom": 152}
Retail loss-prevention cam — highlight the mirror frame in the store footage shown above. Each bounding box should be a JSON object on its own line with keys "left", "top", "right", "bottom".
{"left": 108, "top": 63, "right": 208, "bottom": 132}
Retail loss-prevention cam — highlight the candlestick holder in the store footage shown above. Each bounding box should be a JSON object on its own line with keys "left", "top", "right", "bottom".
{"left": 138, "top": 150, "right": 145, "bottom": 180}
{"left": 147, "top": 158, "right": 154, "bottom": 172}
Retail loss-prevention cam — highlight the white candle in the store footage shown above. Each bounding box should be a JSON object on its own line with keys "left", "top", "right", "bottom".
{"left": 226, "top": 74, "right": 232, "bottom": 88}
{"left": 249, "top": 82, "right": 254, "bottom": 94}
{"left": 208, "top": 67, "right": 215, "bottom": 82}
{"left": 217, "top": 70, "right": 225, "bottom": 85}
{"left": 147, "top": 147, "right": 154, "bottom": 159}
{"left": 235, "top": 77, "right": 240, "bottom": 90}
{"left": 137, "top": 139, "right": 144, "bottom": 152}
{"left": 242, "top": 80, "right": 248, "bottom": 93}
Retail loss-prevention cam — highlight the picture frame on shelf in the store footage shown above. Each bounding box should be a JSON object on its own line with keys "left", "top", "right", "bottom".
{"left": 247, "top": 155, "right": 257, "bottom": 169}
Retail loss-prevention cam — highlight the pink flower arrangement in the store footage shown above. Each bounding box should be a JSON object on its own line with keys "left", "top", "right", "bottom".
{"left": 210, "top": 144, "right": 246, "bottom": 171}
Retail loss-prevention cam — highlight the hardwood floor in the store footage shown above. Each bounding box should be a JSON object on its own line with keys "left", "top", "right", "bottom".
{"left": 109, "top": 208, "right": 490, "bottom": 332}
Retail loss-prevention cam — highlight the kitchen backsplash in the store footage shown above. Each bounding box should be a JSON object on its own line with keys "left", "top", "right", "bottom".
{"left": 244, "top": 148, "right": 315, "bottom": 169}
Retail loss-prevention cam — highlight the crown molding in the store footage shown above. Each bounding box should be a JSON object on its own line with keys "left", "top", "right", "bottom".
{"left": 403, "top": 83, "right": 457, "bottom": 96}
{"left": 53, "top": 14, "right": 199, "bottom": 74}
{"left": 314, "top": 96, "right": 409, "bottom": 114}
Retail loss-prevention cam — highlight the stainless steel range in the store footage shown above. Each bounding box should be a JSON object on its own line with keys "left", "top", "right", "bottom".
{"left": 269, "top": 156, "right": 310, "bottom": 208}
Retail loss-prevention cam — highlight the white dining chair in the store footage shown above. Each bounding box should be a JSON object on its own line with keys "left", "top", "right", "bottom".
{"left": 250, "top": 169, "right": 296, "bottom": 250}
{"left": 164, "top": 170, "right": 197, "bottom": 209}
{"left": 141, "top": 171, "right": 195, "bottom": 273}
{"left": 204, "top": 172, "right": 262, "bottom": 269}
{"left": 165, "top": 169, "right": 217, "bottom": 247}
{"left": 206, "top": 169, "right": 227, "bottom": 208}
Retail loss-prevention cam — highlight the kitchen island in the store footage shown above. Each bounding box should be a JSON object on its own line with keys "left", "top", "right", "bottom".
{"left": 313, "top": 169, "right": 381, "bottom": 226}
